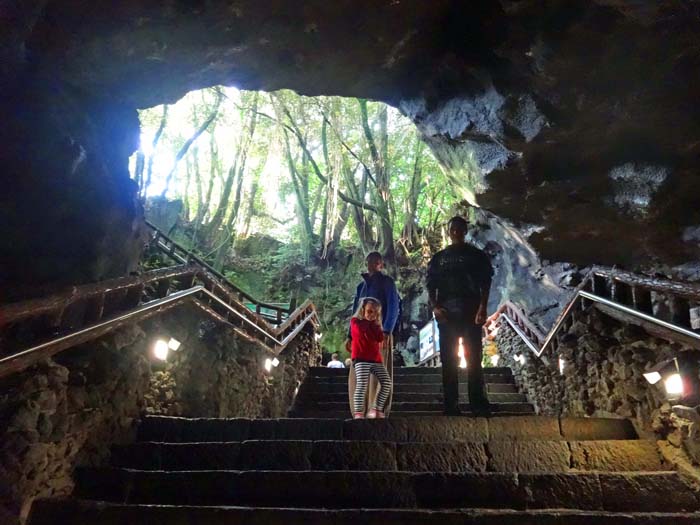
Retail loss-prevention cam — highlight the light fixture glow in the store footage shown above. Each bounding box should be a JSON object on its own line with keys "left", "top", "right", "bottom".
{"left": 167, "top": 338, "right": 181, "bottom": 351}
{"left": 643, "top": 371, "right": 662, "bottom": 385}
{"left": 458, "top": 337, "right": 467, "bottom": 369}
{"left": 271, "top": 357, "right": 280, "bottom": 367}
{"left": 490, "top": 354, "right": 500, "bottom": 367}
{"left": 314, "top": 332, "right": 323, "bottom": 341}
{"left": 264, "top": 358, "right": 273, "bottom": 372}
{"left": 514, "top": 353, "right": 524, "bottom": 365}
{"left": 153, "top": 340, "right": 169, "bottom": 361}
{"left": 664, "top": 373, "right": 684, "bottom": 396}
{"left": 558, "top": 357, "right": 565, "bottom": 375}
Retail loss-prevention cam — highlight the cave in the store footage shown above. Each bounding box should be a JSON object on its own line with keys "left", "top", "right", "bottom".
{"left": 3, "top": 3, "right": 700, "bottom": 523}
{"left": 3, "top": 0, "right": 700, "bottom": 304}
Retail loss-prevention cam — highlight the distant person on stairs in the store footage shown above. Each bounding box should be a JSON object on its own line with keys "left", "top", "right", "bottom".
{"left": 350, "top": 297, "right": 392, "bottom": 419}
{"left": 346, "top": 251, "right": 400, "bottom": 416}
{"left": 427, "top": 216, "right": 493, "bottom": 416}
{"left": 326, "top": 353, "right": 345, "bottom": 368}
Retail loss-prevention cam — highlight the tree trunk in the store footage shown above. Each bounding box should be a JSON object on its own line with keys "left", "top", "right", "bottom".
{"left": 160, "top": 91, "right": 222, "bottom": 198}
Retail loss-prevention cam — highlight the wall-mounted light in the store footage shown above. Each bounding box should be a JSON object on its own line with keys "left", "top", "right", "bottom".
{"left": 490, "top": 354, "right": 500, "bottom": 367}
{"left": 665, "top": 373, "right": 684, "bottom": 397}
{"left": 558, "top": 357, "right": 565, "bottom": 375}
{"left": 643, "top": 371, "right": 662, "bottom": 385}
{"left": 168, "top": 338, "right": 181, "bottom": 351}
{"left": 644, "top": 357, "right": 684, "bottom": 399}
{"left": 314, "top": 332, "right": 323, "bottom": 341}
{"left": 264, "top": 357, "right": 280, "bottom": 373}
{"left": 153, "top": 340, "right": 169, "bottom": 361}
{"left": 514, "top": 353, "right": 524, "bottom": 365}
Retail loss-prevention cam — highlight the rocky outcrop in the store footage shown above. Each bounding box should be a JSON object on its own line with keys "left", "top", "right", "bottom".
{"left": 2, "top": 1, "right": 700, "bottom": 296}
{"left": 0, "top": 302, "right": 319, "bottom": 525}
{"left": 496, "top": 306, "right": 700, "bottom": 464}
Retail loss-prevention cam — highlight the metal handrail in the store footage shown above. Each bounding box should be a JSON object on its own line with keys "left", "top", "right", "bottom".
{"left": 145, "top": 221, "right": 292, "bottom": 314}
{"left": 579, "top": 291, "right": 700, "bottom": 343}
{"left": 0, "top": 285, "right": 319, "bottom": 379}
{"left": 491, "top": 269, "right": 700, "bottom": 358}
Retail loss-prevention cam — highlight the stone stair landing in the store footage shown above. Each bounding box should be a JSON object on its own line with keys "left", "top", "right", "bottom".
{"left": 291, "top": 366, "right": 534, "bottom": 417}
{"left": 26, "top": 367, "right": 700, "bottom": 524}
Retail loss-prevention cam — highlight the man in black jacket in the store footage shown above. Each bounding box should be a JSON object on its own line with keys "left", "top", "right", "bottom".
{"left": 427, "top": 216, "right": 493, "bottom": 415}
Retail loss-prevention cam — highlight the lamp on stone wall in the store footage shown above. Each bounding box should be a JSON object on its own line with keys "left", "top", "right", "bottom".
{"left": 264, "top": 357, "right": 281, "bottom": 373}
{"left": 644, "top": 358, "right": 684, "bottom": 399}
{"left": 153, "top": 340, "right": 169, "bottom": 361}
{"left": 514, "top": 353, "right": 524, "bottom": 365}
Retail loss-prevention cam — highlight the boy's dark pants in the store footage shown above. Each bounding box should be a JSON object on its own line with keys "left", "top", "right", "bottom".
{"left": 437, "top": 322, "right": 489, "bottom": 411}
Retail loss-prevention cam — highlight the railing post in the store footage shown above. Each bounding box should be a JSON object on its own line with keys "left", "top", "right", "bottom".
{"left": 611, "top": 279, "right": 632, "bottom": 306}
{"left": 670, "top": 296, "right": 691, "bottom": 329}
{"left": 631, "top": 286, "right": 653, "bottom": 314}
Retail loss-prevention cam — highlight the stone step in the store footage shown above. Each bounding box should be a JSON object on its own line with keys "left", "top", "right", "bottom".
{"left": 73, "top": 468, "right": 699, "bottom": 512}
{"left": 307, "top": 402, "right": 534, "bottom": 414}
{"left": 297, "top": 392, "right": 528, "bottom": 403}
{"left": 287, "top": 410, "right": 538, "bottom": 418}
{"left": 137, "top": 416, "right": 638, "bottom": 443}
{"left": 309, "top": 366, "right": 513, "bottom": 377}
{"left": 310, "top": 374, "right": 515, "bottom": 385}
{"left": 302, "top": 382, "right": 518, "bottom": 394}
{"left": 111, "top": 439, "right": 665, "bottom": 473}
{"left": 30, "top": 499, "right": 700, "bottom": 525}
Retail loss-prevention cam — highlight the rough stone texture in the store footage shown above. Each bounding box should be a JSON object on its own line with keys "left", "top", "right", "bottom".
{"left": 0, "top": 325, "right": 149, "bottom": 525}
{"left": 0, "top": 302, "right": 319, "bottom": 525}
{"left": 488, "top": 441, "right": 570, "bottom": 473}
{"left": 3, "top": 1, "right": 700, "bottom": 300}
{"left": 24, "top": 500, "right": 700, "bottom": 525}
{"left": 311, "top": 440, "right": 397, "bottom": 471}
{"left": 143, "top": 304, "right": 320, "bottom": 419}
{"left": 405, "top": 417, "right": 489, "bottom": 443}
{"left": 495, "top": 306, "right": 700, "bottom": 468}
{"left": 488, "top": 416, "right": 561, "bottom": 441}
{"left": 397, "top": 443, "right": 488, "bottom": 473}
{"left": 570, "top": 440, "right": 664, "bottom": 472}
{"left": 600, "top": 472, "right": 700, "bottom": 512}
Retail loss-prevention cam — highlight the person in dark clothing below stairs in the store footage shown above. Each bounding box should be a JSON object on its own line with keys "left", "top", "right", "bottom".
{"left": 427, "top": 216, "right": 493, "bottom": 415}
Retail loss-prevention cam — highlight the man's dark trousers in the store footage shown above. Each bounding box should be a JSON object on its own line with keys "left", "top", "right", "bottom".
{"left": 437, "top": 321, "right": 488, "bottom": 411}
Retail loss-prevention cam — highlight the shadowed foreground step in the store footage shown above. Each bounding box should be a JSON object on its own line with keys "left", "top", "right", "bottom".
{"left": 29, "top": 500, "right": 700, "bottom": 525}
{"left": 72, "top": 468, "right": 700, "bottom": 511}
{"left": 110, "top": 439, "right": 665, "bottom": 472}
{"left": 136, "top": 415, "right": 639, "bottom": 442}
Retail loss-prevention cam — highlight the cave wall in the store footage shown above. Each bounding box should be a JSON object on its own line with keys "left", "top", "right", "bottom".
{"left": 0, "top": 302, "right": 319, "bottom": 524}
{"left": 2, "top": 0, "right": 700, "bottom": 300}
{"left": 496, "top": 307, "right": 700, "bottom": 468}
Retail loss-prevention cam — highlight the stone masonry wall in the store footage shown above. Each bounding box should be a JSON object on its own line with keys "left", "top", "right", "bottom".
{"left": 496, "top": 306, "right": 700, "bottom": 467}
{"left": 0, "top": 302, "right": 320, "bottom": 524}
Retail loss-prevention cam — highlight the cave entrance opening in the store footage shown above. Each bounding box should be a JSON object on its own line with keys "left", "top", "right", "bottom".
{"left": 130, "top": 85, "right": 458, "bottom": 363}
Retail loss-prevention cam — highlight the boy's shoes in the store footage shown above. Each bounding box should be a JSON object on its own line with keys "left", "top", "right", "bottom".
{"left": 353, "top": 412, "right": 365, "bottom": 419}
{"left": 367, "top": 409, "right": 386, "bottom": 419}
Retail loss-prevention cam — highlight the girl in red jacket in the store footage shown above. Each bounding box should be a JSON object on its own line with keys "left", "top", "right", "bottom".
{"left": 350, "top": 297, "right": 392, "bottom": 419}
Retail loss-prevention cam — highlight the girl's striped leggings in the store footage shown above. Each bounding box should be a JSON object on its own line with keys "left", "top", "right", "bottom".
{"left": 353, "top": 361, "right": 392, "bottom": 413}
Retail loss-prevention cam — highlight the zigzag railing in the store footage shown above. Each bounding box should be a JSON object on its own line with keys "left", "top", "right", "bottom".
{"left": 145, "top": 221, "right": 295, "bottom": 323}
{"left": 489, "top": 267, "right": 700, "bottom": 358}
{"left": 0, "top": 264, "right": 319, "bottom": 379}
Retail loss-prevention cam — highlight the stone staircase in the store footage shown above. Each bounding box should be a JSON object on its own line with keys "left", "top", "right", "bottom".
{"left": 290, "top": 366, "right": 534, "bottom": 417}
{"left": 27, "top": 366, "right": 700, "bottom": 524}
